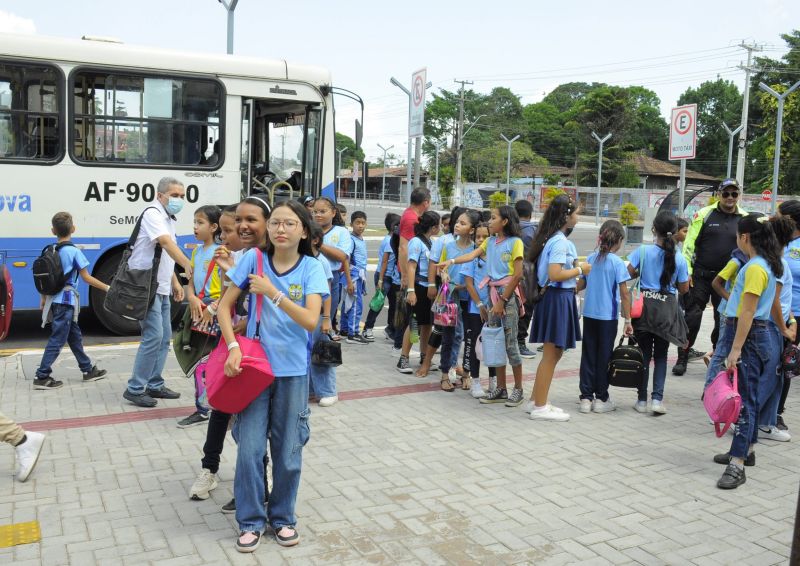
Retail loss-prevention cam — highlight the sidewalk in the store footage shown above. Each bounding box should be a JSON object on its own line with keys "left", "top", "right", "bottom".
{"left": 0, "top": 312, "right": 796, "bottom": 565}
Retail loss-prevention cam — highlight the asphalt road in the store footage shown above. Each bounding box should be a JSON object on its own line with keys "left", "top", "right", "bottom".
{"left": 2, "top": 217, "right": 642, "bottom": 352}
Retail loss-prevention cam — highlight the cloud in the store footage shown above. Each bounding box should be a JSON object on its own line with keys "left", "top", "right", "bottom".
{"left": 0, "top": 10, "right": 36, "bottom": 34}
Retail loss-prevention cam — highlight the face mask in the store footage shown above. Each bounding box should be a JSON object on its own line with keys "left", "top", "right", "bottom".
{"left": 164, "top": 197, "right": 184, "bottom": 215}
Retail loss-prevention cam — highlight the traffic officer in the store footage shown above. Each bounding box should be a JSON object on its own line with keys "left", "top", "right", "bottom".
{"left": 673, "top": 178, "right": 746, "bottom": 375}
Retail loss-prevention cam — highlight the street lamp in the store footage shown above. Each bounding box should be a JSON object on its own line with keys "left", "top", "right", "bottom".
{"left": 722, "top": 122, "right": 743, "bottom": 179}
{"left": 759, "top": 80, "right": 800, "bottom": 214}
{"left": 591, "top": 131, "right": 612, "bottom": 226}
{"left": 500, "top": 134, "right": 520, "bottom": 204}
{"left": 377, "top": 143, "right": 394, "bottom": 202}
{"left": 217, "top": 0, "right": 239, "bottom": 54}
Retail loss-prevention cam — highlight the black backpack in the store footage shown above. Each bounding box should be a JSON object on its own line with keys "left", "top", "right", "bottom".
{"left": 32, "top": 242, "right": 76, "bottom": 295}
{"left": 607, "top": 335, "right": 645, "bottom": 388}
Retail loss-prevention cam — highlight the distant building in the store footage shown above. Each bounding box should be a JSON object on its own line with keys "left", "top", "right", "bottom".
{"left": 336, "top": 166, "right": 428, "bottom": 201}
{"left": 627, "top": 153, "right": 718, "bottom": 192}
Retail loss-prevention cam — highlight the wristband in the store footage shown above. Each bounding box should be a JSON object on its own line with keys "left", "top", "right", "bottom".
{"left": 477, "top": 302, "right": 485, "bottom": 309}
{"left": 206, "top": 305, "right": 217, "bottom": 316}
{"left": 624, "top": 318, "right": 631, "bottom": 323}
{"left": 227, "top": 341, "right": 240, "bottom": 351}
{"left": 321, "top": 315, "right": 330, "bottom": 320}
{"left": 407, "top": 288, "right": 415, "bottom": 293}
{"left": 576, "top": 265, "right": 583, "bottom": 277}
{"left": 272, "top": 291, "right": 285, "bottom": 306}
{"left": 790, "top": 319, "right": 797, "bottom": 326}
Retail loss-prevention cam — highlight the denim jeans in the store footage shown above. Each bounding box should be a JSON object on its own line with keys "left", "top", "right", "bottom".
{"left": 232, "top": 375, "right": 310, "bottom": 532}
{"left": 309, "top": 322, "right": 337, "bottom": 398}
{"left": 634, "top": 329, "right": 669, "bottom": 402}
{"left": 759, "top": 323, "right": 784, "bottom": 428}
{"left": 729, "top": 321, "right": 781, "bottom": 459}
{"left": 127, "top": 293, "right": 171, "bottom": 394}
{"left": 341, "top": 278, "right": 365, "bottom": 337}
{"left": 579, "top": 317, "right": 618, "bottom": 401}
{"left": 704, "top": 315, "right": 731, "bottom": 387}
{"left": 36, "top": 303, "right": 92, "bottom": 377}
{"left": 448, "top": 300, "right": 465, "bottom": 369}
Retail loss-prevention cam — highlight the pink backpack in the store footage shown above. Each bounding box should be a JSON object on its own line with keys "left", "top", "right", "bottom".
{"left": 703, "top": 368, "right": 742, "bottom": 437}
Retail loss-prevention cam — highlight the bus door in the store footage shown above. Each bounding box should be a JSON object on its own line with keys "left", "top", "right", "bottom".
{"left": 239, "top": 98, "right": 322, "bottom": 207}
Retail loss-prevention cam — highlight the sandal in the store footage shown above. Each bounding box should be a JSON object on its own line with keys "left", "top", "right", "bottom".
{"left": 236, "top": 531, "right": 261, "bottom": 553}
{"left": 275, "top": 525, "right": 300, "bottom": 547}
{"left": 440, "top": 377, "right": 455, "bottom": 392}
{"left": 461, "top": 376, "right": 472, "bottom": 390}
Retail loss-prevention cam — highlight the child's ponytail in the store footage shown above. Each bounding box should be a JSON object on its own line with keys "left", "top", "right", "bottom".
{"left": 596, "top": 219, "right": 625, "bottom": 259}
{"left": 652, "top": 211, "right": 678, "bottom": 291}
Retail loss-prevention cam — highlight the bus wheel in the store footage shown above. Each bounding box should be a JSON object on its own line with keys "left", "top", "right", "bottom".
{"left": 90, "top": 253, "right": 140, "bottom": 336}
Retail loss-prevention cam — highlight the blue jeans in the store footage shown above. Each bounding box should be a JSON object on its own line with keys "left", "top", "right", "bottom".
{"left": 728, "top": 321, "right": 781, "bottom": 459}
{"left": 634, "top": 329, "right": 669, "bottom": 402}
{"left": 233, "top": 375, "right": 310, "bottom": 532}
{"left": 340, "top": 277, "right": 365, "bottom": 337}
{"left": 127, "top": 294, "right": 171, "bottom": 394}
{"left": 704, "top": 315, "right": 731, "bottom": 387}
{"left": 759, "top": 322, "right": 784, "bottom": 428}
{"left": 309, "top": 323, "right": 337, "bottom": 398}
{"left": 579, "top": 317, "right": 618, "bottom": 401}
{"left": 36, "top": 303, "right": 92, "bottom": 377}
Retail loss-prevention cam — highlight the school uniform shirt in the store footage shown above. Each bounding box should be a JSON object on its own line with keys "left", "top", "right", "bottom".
{"left": 377, "top": 235, "right": 397, "bottom": 283}
{"left": 778, "top": 258, "right": 793, "bottom": 321}
{"left": 322, "top": 225, "right": 353, "bottom": 272}
{"left": 785, "top": 237, "right": 800, "bottom": 314}
{"left": 582, "top": 252, "right": 630, "bottom": 320}
{"left": 315, "top": 253, "right": 334, "bottom": 283}
{"left": 430, "top": 233, "right": 454, "bottom": 268}
{"left": 53, "top": 244, "right": 89, "bottom": 306}
{"left": 536, "top": 232, "right": 578, "bottom": 289}
{"left": 191, "top": 243, "right": 221, "bottom": 300}
{"left": 128, "top": 202, "right": 177, "bottom": 295}
{"left": 227, "top": 250, "right": 330, "bottom": 377}
{"left": 407, "top": 236, "right": 433, "bottom": 287}
{"left": 724, "top": 255, "right": 777, "bottom": 321}
{"left": 628, "top": 244, "right": 689, "bottom": 295}
{"left": 350, "top": 234, "right": 367, "bottom": 278}
{"left": 480, "top": 235, "right": 524, "bottom": 282}
{"left": 463, "top": 257, "right": 490, "bottom": 315}
{"left": 716, "top": 257, "right": 744, "bottom": 315}
{"left": 438, "top": 237, "right": 475, "bottom": 301}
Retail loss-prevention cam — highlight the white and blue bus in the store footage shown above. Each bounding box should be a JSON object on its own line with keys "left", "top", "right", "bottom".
{"left": 0, "top": 33, "right": 339, "bottom": 336}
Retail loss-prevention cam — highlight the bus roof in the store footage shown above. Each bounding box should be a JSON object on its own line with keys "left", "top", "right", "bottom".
{"left": 0, "top": 33, "right": 332, "bottom": 86}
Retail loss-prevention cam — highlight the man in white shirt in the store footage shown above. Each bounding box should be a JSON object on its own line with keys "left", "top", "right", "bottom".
{"left": 124, "top": 177, "right": 194, "bottom": 408}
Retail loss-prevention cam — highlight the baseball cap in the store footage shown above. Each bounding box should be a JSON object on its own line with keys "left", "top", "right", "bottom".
{"left": 718, "top": 178, "right": 740, "bottom": 191}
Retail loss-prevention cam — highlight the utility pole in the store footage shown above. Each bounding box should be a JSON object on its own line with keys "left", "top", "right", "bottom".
{"left": 500, "top": 134, "right": 520, "bottom": 204}
{"left": 454, "top": 79, "right": 473, "bottom": 206}
{"left": 591, "top": 132, "right": 612, "bottom": 226}
{"left": 377, "top": 143, "right": 393, "bottom": 202}
{"left": 413, "top": 138, "right": 422, "bottom": 190}
{"left": 722, "top": 122, "right": 743, "bottom": 179}
{"left": 336, "top": 147, "right": 346, "bottom": 199}
{"left": 759, "top": 80, "right": 800, "bottom": 214}
{"left": 735, "top": 41, "right": 763, "bottom": 185}
{"left": 432, "top": 139, "right": 444, "bottom": 193}
{"left": 218, "top": 0, "right": 239, "bottom": 54}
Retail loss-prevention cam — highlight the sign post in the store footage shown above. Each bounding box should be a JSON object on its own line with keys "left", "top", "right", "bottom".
{"left": 409, "top": 69, "right": 427, "bottom": 190}
{"left": 669, "top": 104, "right": 698, "bottom": 217}
{"left": 352, "top": 161, "right": 359, "bottom": 209}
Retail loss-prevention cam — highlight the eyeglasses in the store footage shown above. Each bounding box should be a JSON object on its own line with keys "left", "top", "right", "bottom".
{"left": 267, "top": 219, "right": 299, "bottom": 230}
{"left": 312, "top": 209, "right": 329, "bottom": 216}
{"left": 721, "top": 191, "right": 739, "bottom": 199}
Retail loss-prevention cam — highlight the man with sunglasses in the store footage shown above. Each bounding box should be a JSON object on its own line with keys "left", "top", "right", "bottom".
{"left": 674, "top": 178, "right": 746, "bottom": 376}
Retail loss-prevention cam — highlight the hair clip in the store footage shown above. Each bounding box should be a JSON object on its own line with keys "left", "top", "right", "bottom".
{"left": 756, "top": 215, "right": 769, "bottom": 224}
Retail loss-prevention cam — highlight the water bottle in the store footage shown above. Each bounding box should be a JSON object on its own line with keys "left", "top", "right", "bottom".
{"left": 410, "top": 315, "right": 419, "bottom": 344}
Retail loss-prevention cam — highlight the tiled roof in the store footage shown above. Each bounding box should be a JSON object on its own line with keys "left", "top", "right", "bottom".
{"left": 628, "top": 153, "right": 718, "bottom": 182}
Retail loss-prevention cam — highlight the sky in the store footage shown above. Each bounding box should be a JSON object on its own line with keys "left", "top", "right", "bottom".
{"left": 0, "top": 0, "right": 796, "bottom": 166}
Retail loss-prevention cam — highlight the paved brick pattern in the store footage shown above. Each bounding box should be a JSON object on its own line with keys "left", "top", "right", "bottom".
{"left": 0, "top": 315, "right": 797, "bottom": 565}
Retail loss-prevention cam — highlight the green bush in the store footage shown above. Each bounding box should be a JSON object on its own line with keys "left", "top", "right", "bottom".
{"left": 619, "top": 202, "right": 640, "bottom": 225}
{"left": 543, "top": 187, "right": 566, "bottom": 207}
{"left": 489, "top": 191, "right": 509, "bottom": 208}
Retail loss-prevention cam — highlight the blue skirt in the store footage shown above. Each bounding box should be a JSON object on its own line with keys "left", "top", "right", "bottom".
{"left": 530, "top": 287, "right": 581, "bottom": 349}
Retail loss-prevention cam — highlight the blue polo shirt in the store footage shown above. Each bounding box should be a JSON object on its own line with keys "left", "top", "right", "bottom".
{"left": 582, "top": 251, "right": 630, "bottom": 321}
{"left": 407, "top": 236, "right": 433, "bottom": 287}
{"left": 537, "top": 232, "right": 579, "bottom": 289}
{"left": 463, "top": 257, "right": 490, "bottom": 315}
{"left": 52, "top": 243, "right": 89, "bottom": 306}
{"left": 628, "top": 244, "right": 689, "bottom": 295}
{"left": 322, "top": 225, "right": 353, "bottom": 272}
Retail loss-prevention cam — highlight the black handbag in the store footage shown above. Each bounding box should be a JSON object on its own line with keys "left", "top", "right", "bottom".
{"left": 312, "top": 332, "right": 343, "bottom": 367}
{"left": 607, "top": 335, "right": 645, "bottom": 388}
{"left": 104, "top": 207, "right": 162, "bottom": 321}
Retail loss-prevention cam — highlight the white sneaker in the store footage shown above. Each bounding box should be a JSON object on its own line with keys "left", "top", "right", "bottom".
{"left": 15, "top": 431, "right": 45, "bottom": 482}
{"left": 651, "top": 400, "right": 667, "bottom": 415}
{"left": 633, "top": 401, "right": 648, "bottom": 413}
{"left": 448, "top": 368, "right": 458, "bottom": 384}
{"left": 759, "top": 425, "right": 791, "bottom": 442}
{"left": 319, "top": 395, "right": 339, "bottom": 407}
{"left": 190, "top": 468, "right": 219, "bottom": 500}
{"left": 471, "top": 382, "right": 486, "bottom": 399}
{"left": 523, "top": 400, "right": 535, "bottom": 414}
{"left": 592, "top": 398, "right": 617, "bottom": 413}
{"left": 579, "top": 399, "right": 592, "bottom": 414}
{"left": 530, "top": 405, "right": 570, "bottom": 422}
{"left": 524, "top": 402, "right": 565, "bottom": 415}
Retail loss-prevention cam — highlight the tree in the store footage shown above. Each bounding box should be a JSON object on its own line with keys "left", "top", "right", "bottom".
{"left": 334, "top": 132, "right": 364, "bottom": 172}
{"left": 677, "top": 79, "right": 743, "bottom": 178}
{"left": 470, "top": 140, "right": 546, "bottom": 182}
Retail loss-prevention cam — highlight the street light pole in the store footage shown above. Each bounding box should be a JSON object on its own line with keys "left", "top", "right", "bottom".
{"left": 591, "top": 131, "right": 612, "bottom": 226}
{"left": 432, "top": 139, "right": 444, "bottom": 192}
{"left": 390, "top": 76, "right": 431, "bottom": 203}
{"left": 722, "top": 122, "right": 743, "bottom": 179}
{"left": 500, "top": 134, "right": 520, "bottom": 204}
{"left": 377, "top": 143, "right": 393, "bottom": 203}
{"left": 218, "top": 0, "right": 239, "bottom": 54}
{"left": 336, "top": 147, "right": 346, "bottom": 200}
{"left": 760, "top": 80, "right": 800, "bottom": 214}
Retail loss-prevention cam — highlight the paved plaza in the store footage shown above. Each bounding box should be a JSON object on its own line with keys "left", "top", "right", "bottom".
{"left": 0, "top": 313, "right": 797, "bottom": 565}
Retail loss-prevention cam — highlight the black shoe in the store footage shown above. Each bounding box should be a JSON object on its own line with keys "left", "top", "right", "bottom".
{"left": 146, "top": 386, "right": 181, "bottom": 399}
{"left": 717, "top": 463, "right": 746, "bottom": 489}
{"left": 221, "top": 498, "right": 236, "bottom": 514}
{"left": 672, "top": 348, "right": 688, "bottom": 376}
{"left": 687, "top": 347, "right": 705, "bottom": 361}
{"left": 82, "top": 366, "right": 107, "bottom": 382}
{"left": 33, "top": 377, "right": 64, "bottom": 390}
{"left": 123, "top": 390, "right": 157, "bottom": 407}
{"left": 176, "top": 411, "right": 209, "bottom": 429}
{"left": 777, "top": 415, "right": 788, "bottom": 431}
{"left": 713, "top": 452, "right": 755, "bottom": 466}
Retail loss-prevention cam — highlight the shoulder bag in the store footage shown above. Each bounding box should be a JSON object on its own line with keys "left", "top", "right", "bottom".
{"left": 630, "top": 246, "right": 645, "bottom": 319}
{"left": 703, "top": 367, "right": 742, "bottom": 438}
{"left": 104, "top": 207, "right": 162, "bottom": 321}
{"left": 607, "top": 335, "right": 645, "bottom": 388}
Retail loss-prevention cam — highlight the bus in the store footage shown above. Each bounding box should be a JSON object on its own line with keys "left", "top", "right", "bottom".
{"left": 0, "top": 33, "right": 340, "bottom": 336}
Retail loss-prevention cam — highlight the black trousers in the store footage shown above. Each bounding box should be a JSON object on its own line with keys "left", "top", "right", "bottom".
{"left": 684, "top": 271, "right": 722, "bottom": 350}
{"left": 517, "top": 300, "right": 533, "bottom": 345}
{"left": 464, "top": 311, "right": 497, "bottom": 379}
{"left": 201, "top": 410, "right": 269, "bottom": 489}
